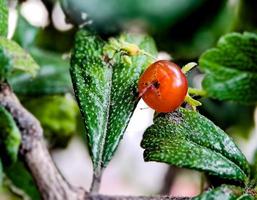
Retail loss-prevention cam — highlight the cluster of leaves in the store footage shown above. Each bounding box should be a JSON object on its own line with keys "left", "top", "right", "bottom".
{"left": 0, "top": 0, "right": 257, "bottom": 199}
{"left": 0, "top": 0, "right": 39, "bottom": 196}
{"left": 70, "top": 26, "right": 257, "bottom": 198}
{"left": 0, "top": 0, "right": 77, "bottom": 198}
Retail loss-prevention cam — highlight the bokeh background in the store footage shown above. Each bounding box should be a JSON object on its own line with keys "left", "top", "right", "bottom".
{"left": 1, "top": 0, "right": 257, "bottom": 199}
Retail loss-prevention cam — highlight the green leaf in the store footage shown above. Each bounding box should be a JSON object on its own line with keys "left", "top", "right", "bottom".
{"left": 61, "top": 0, "right": 224, "bottom": 35}
{"left": 9, "top": 48, "right": 72, "bottom": 95}
{"left": 141, "top": 108, "right": 250, "bottom": 183}
{"left": 0, "top": 46, "right": 11, "bottom": 81}
{"left": 70, "top": 29, "right": 157, "bottom": 172}
{"left": 4, "top": 161, "right": 41, "bottom": 200}
{"left": 13, "top": 14, "right": 39, "bottom": 49}
{"left": 233, "top": 0, "right": 257, "bottom": 32}
{"left": 22, "top": 95, "right": 78, "bottom": 148}
{"left": 193, "top": 185, "right": 254, "bottom": 200}
{"left": 0, "top": 0, "right": 8, "bottom": 37}
{"left": 0, "top": 106, "right": 21, "bottom": 165}
{"left": 199, "top": 32, "right": 257, "bottom": 103}
{"left": 0, "top": 37, "right": 39, "bottom": 77}
{"left": 61, "top": 0, "right": 232, "bottom": 60}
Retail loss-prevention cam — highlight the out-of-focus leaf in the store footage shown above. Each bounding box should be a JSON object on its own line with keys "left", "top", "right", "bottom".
{"left": 4, "top": 161, "right": 40, "bottom": 200}
{"left": 0, "top": 37, "right": 39, "bottom": 77}
{"left": 0, "top": 185, "right": 22, "bottom": 200}
{"left": 233, "top": 0, "right": 257, "bottom": 32}
{"left": 71, "top": 29, "right": 157, "bottom": 175}
{"left": 199, "top": 32, "right": 257, "bottom": 103}
{"left": 61, "top": 0, "right": 231, "bottom": 60}
{"left": 157, "top": 0, "right": 233, "bottom": 60}
{"left": 199, "top": 99, "right": 254, "bottom": 134}
{"left": 141, "top": 108, "right": 249, "bottom": 183}
{"left": 9, "top": 48, "right": 72, "bottom": 95}
{"left": 0, "top": 106, "right": 21, "bottom": 165}
{"left": 22, "top": 95, "right": 78, "bottom": 148}
{"left": 35, "top": 25, "right": 75, "bottom": 53}
{"left": 0, "top": 0, "right": 8, "bottom": 37}
{"left": 13, "top": 14, "right": 39, "bottom": 49}
{"left": 61, "top": 0, "right": 221, "bottom": 34}
{"left": 0, "top": 46, "right": 11, "bottom": 81}
{"left": 193, "top": 185, "right": 254, "bottom": 200}
{"left": 0, "top": 159, "right": 3, "bottom": 186}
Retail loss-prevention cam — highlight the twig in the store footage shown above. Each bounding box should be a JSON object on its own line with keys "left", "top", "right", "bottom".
{"left": 90, "top": 170, "right": 103, "bottom": 193}
{"left": 86, "top": 195, "right": 189, "bottom": 200}
{"left": 159, "top": 167, "right": 179, "bottom": 195}
{"left": 0, "top": 83, "right": 85, "bottom": 200}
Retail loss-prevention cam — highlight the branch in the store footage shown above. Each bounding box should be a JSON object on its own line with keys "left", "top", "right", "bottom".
{"left": 0, "top": 83, "right": 189, "bottom": 200}
{"left": 86, "top": 195, "right": 189, "bottom": 200}
{"left": 0, "top": 83, "right": 85, "bottom": 200}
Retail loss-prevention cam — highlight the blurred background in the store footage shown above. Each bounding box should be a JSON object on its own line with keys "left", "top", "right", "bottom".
{"left": 1, "top": 0, "right": 257, "bottom": 199}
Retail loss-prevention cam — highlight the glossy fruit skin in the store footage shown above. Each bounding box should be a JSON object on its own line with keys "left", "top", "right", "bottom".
{"left": 138, "top": 60, "right": 188, "bottom": 113}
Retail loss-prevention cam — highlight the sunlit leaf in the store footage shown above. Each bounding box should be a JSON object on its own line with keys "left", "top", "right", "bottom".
{"left": 0, "top": 37, "right": 39, "bottom": 77}
{"left": 0, "top": 0, "right": 8, "bottom": 37}
{"left": 9, "top": 48, "right": 71, "bottom": 95}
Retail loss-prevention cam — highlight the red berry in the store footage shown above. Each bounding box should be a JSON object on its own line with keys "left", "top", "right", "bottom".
{"left": 138, "top": 60, "right": 188, "bottom": 113}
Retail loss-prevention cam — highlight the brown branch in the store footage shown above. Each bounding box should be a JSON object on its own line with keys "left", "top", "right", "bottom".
{"left": 0, "top": 83, "right": 189, "bottom": 200}
{"left": 0, "top": 83, "right": 85, "bottom": 200}
{"left": 86, "top": 195, "right": 189, "bottom": 200}
{"left": 159, "top": 167, "right": 180, "bottom": 195}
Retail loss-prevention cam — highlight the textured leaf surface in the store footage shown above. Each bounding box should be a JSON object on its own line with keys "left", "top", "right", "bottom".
{"left": 9, "top": 48, "right": 71, "bottom": 95}
{"left": 0, "top": 37, "right": 39, "bottom": 77}
{"left": 141, "top": 108, "right": 249, "bottom": 183}
{"left": 5, "top": 161, "right": 41, "bottom": 200}
{"left": 71, "top": 29, "right": 157, "bottom": 171}
{"left": 0, "top": 0, "right": 8, "bottom": 37}
{"left": 199, "top": 32, "right": 257, "bottom": 103}
{"left": 193, "top": 185, "right": 254, "bottom": 200}
{"left": 0, "top": 106, "right": 21, "bottom": 164}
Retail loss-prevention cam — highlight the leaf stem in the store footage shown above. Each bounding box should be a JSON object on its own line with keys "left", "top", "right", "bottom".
{"left": 184, "top": 94, "right": 202, "bottom": 111}
{"left": 182, "top": 62, "right": 197, "bottom": 74}
{"left": 188, "top": 88, "right": 207, "bottom": 97}
{"left": 139, "top": 50, "right": 157, "bottom": 60}
{"left": 90, "top": 170, "right": 103, "bottom": 193}
{"left": 200, "top": 173, "right": 205, "bottom": 193}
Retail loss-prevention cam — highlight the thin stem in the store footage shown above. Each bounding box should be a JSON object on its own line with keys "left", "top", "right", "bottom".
{"left": 181, "top": 62, "right": 197, "bottom": 74}
{"left": 188, "top": 88, "right": 207, "bottom": 97}
{"left": 200, "top": 173, "right": 205, "bottom": 193}
{"left": 139, "top": 50, "right": 157, "bottom": 60}
{"left": 184, "top": 94, "right": 202, "bottom": 111}
{"left": 90, "top": 170, "right": 103, "bottom": 194}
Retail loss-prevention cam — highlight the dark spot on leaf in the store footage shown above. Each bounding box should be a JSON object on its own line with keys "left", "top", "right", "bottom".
{"left": 166, "top": 109, "right": 183, "bottom": 124}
